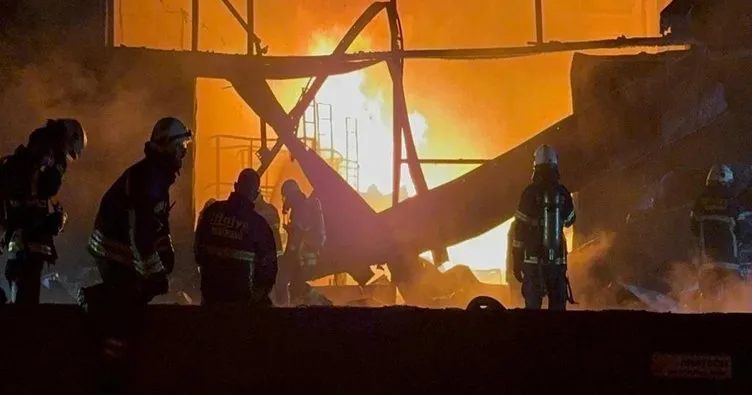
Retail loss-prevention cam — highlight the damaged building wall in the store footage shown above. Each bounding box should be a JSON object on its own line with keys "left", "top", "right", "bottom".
{"left": 569, "top": 48, "right": 727, "bottom": 243}
{"left": 565, "top": 47, "right": 752, "bottom": 309}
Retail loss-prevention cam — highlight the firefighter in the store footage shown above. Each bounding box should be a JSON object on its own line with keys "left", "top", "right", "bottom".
{"left": 511, "top": 144, "right": 576, "bottom": 311}
{"left": 194, "top": 169, "right": 278, "bottom": 306}
{"left": 0, "top": 118, "right": 87, "bottom": 304}
{"left": 274, "top": 179, "right": 331, "bottom": 306}
{"left": 82, "top": 117, "right": 192, "bottom": 309}
{"left": 691, "top": 165, "right": 752, "bottom": 305}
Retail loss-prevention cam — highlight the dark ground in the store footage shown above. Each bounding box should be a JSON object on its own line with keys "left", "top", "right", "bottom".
{"left": 1, "top": 304, "right": 750, "bottom": 394}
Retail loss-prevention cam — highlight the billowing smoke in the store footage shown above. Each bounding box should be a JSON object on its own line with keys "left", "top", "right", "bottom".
{"left": 0, "top": 3, "right": 182, "bottom": 302}
{"left": 665, "top": 257, "right": 752, "bottom": 313}
{"left": 567, "top": 231, "right": 619, "bottom": 310}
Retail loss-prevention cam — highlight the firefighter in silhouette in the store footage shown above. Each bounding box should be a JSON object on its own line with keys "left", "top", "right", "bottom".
{"left": 511, "top": 144, "right": 576, "bottom": 310}
{"left": 81, "top": 117, "right": 192, "bottom": 309}
{"left": 691, "top": 164, "right": 752, "bottom": 305}
{"left": 274, "top": 179, "right": 331, "bottom": 306}
{"left": 0, "top": 119, "right": 87, "bottom": 304}
{"left": 194, "top": 169, "right": 278, "bottom": 306}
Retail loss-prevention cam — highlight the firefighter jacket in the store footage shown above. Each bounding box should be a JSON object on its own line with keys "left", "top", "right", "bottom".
{"left": 255, "top": 197, "right": 284, "bottom": 258}
{"left": 87, "top": 157, "right": 175, "bottom": 277}
{"left": 0, "top": 144, "right": 67, "bottom": 262}
{"left": 512, "top": 169, "right": 575, "bottom": 266}
{"left": 194, "top": 192, "right": 278, "bottom": 302}
{"left": 690, "top": 186, "right": 752, "bottom": 265}
{"left": 284, "top": 195, "right": 326, "bottom": 259}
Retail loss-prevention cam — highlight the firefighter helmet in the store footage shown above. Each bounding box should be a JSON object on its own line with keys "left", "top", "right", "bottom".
{"left": 148, "top": 117, "right": 193, "bottom": 162}
{"left": 58, "top": 118, "right": 87, "bottom": 160}
{"left": 203, "top": 198, "right": 217, "bottom": 211}
{"left": 706, "top": 164, "right": 733, "bottom": 186}
{"left": 281, "top": 179, "right": 302, "bottom": 199}
{"left": 533, "top": 144, "right": 558, "bottom": 167}
{"left": 236, "top": 168, "right": 261, "bottom": 199}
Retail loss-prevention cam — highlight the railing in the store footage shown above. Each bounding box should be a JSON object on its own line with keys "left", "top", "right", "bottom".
{"left": 203, "top": 134, "right": 281, "bottom": 201}
{"left": 203, "top": 132, "right": 360, "bottom": 200}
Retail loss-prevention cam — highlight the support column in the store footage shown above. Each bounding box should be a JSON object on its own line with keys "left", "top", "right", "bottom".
{"left": 192, "top": 0, "right": 199, "bottom": 51}
{"left": 389, "top": 0, "right": 403, "bottom": 206}
{"left": 387, "top": 0, "right": 446, "bottom": 265}
{"left": 104, "top": 0, "right": 115, "bottom": 47}
{"left": 248, "top": 0, "right": 255, "bottom": 55}
{"left": 535, "top": 0, "right": 544, "bottom": 44}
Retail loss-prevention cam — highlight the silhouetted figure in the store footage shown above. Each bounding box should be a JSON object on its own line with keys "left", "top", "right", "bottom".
{"left": 82, "top": 117, "right": 192, "bottom": 309}
{"left": 194, "top": 169, "right": 278, "bottom": 306}
{"left": 512, "top": 144, "right": 576, "bottom": 311}
{"left": 0, "top": 118, "right": 86, "bottom": 304}
{"left": 80, "top": 117, "right": 192, "bottom": 395}
{"left": 274, "top": 179, "right": 331, "bottom": 306}
{"left": 691, "top": 164, "right": 752, "bottom": 306}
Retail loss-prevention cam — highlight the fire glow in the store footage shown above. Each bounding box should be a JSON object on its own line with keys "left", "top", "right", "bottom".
{"left": 306, "top": 33, "right": 513, "bottom": 279}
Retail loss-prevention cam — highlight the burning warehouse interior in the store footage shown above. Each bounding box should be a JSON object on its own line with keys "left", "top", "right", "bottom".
{"left": 4, "top": 0, "right": 752, "bottom": 393}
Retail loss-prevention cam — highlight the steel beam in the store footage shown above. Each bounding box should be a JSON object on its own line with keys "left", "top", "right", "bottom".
{"left": 535, "top": 0, "right": 544, "bottom": 44}
{"left": 387, "top": 0, "right": 446, "bottom": 266}
{"left": 104, "top": 0, "right": 115, "bottom": 47}
{"left": 388, "top": 0, "right": 403, "bottom": 207}
{"left": 257, "top": 1, "right": 390, "bottom": 176}
{"left": 248, "top": 0, "right": 254, "bottom": 55}
{"left": 399, "top": 159, "right": 490, "bottom": 165}
{"left": 192, "top": 0, "right": 199, "bottom": 51}
{"left": 219, "top": 0, "right": 264, "bottom": 55}
{"left": 247, "top": 35, "right": 690, "bottom": 62}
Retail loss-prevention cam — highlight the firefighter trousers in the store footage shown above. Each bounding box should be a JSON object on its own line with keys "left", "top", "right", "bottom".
{"left": 521, "top": 263, "right": 568, "bottom": 311}
{"left": 273, "top": 252, "right": 305, "bottom": 306}
{"left": 4, "top": 255, "right": 46, "bottom": 305}
{"left": 273, "top": 251, "right": 323, "bottom": 306}
{"left": 91, "top": 258, "right": 167, "bottom": 308}
{"left": 83, "top": 259, "right": 158, "bottom": 395}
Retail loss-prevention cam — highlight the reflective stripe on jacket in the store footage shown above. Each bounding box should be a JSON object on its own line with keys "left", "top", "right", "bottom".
{"left": 88, "top": 158, "right": 174, "bottom": 276}
{"left": 88, "top": 229, "right": 167, "bottom": 276}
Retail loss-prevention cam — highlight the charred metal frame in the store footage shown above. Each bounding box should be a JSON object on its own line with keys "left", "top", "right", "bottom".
{"left": 401, "top": 159, "right": 490, "bottom": 165}
{"left": 103, "top": 0, "right": 690, "bottom": 266}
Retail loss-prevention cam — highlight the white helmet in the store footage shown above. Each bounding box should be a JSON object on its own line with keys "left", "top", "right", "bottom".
{"left": 58, "top": 118, "right": 87, "bottom": 160}
{"left": 148, "top": 117, "right": 193, "bottom": 162}
{"left": 533, "top": 144, "right": 558, "bottom": 167}
{"left": 706, "top": 164, "right": 733, "bottom": 186}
